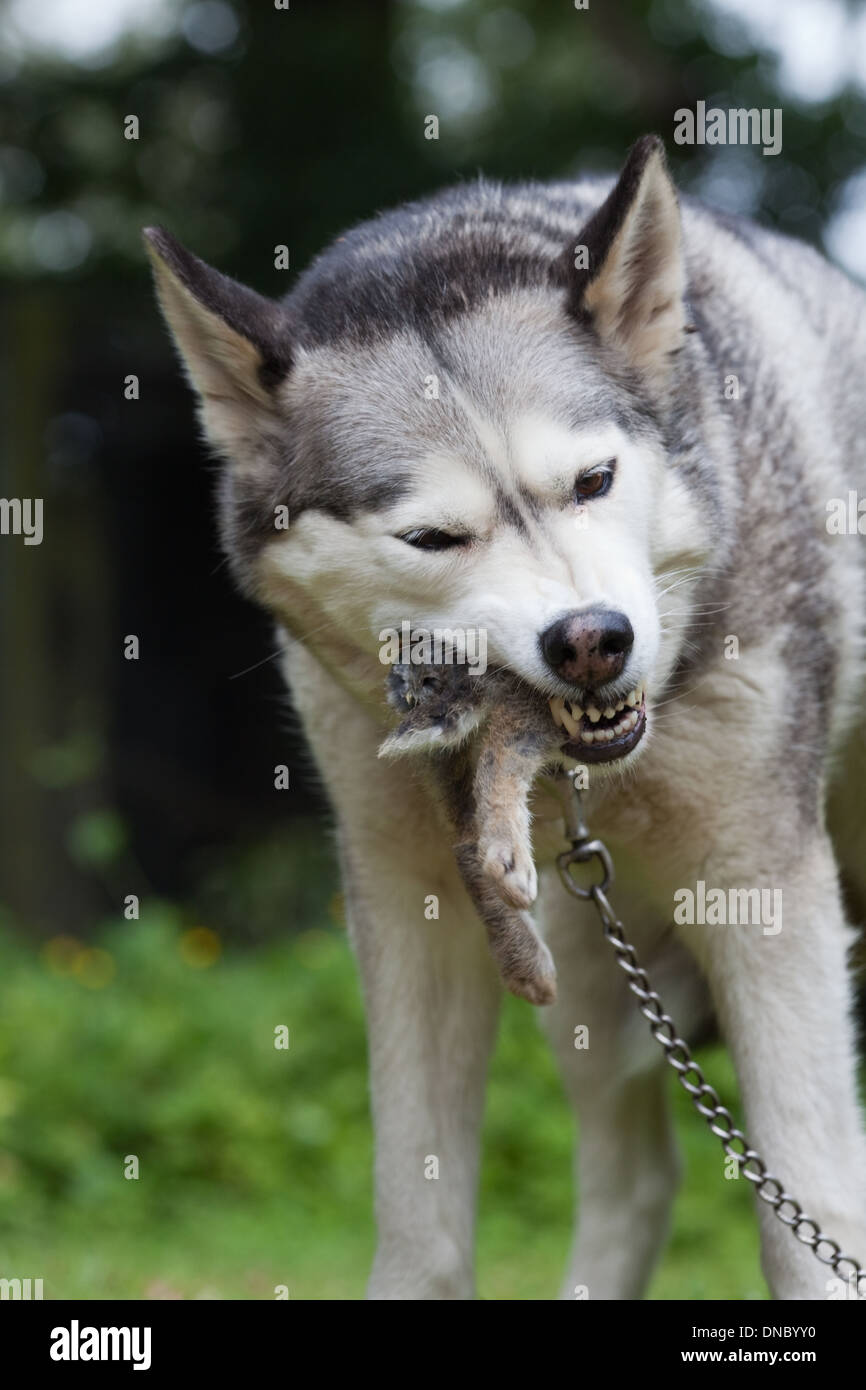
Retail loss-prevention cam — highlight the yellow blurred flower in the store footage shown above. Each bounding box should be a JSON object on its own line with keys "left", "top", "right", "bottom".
{"left": 179, "top": 926, "right": 221, "bottom": 968}
{"left": 41, "top": 935, "right": 82, "bottom": 976}
{"left": 72, "top": 948, "right": 116, "bottom": 989}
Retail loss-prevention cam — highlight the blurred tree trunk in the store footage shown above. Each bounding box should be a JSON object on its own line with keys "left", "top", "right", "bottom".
{"left": 0, "top": 293, "right": 58, "bottom": 929}
{"left": 0, "top": 292, "right": 110, "bottom": 935}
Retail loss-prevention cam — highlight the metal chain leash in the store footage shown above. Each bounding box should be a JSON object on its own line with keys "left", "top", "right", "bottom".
{"left": 554, "top": 770, "right": 866, "bottom": 1299}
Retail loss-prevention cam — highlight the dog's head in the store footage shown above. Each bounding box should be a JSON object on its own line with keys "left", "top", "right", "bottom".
{"left": 146, "top": 135, "right": 713, "bottom": 768}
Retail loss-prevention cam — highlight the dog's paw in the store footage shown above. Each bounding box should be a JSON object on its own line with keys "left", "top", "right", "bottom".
{"left": 480, "top": 838, "right": 538, "bottom": 909}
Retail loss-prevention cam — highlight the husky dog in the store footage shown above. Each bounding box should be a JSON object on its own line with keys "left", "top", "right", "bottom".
{"left": 145, "top": 135, "right": 866, "bottom": 1300}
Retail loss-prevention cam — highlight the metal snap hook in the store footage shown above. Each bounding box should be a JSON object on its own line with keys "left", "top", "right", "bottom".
{"left": 556, "top": 839, "right": 614, "bottom": 899}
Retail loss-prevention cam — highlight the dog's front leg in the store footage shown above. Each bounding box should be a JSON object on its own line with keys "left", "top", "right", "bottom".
{"left": 286, "top": 644, "right": 502, "bottom": 1298}
{"left": 339, "top": 815, "right": 501, "bottom": 1299}
{"left": 681, "top": 830, "right": 866, "bottom": 1300}
{"left": 536, "top": 870, "right": 699, "bottom": 1299}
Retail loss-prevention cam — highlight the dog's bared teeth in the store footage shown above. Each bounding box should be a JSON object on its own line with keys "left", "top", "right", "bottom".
{"left": 551, "top": 696, "right": 583, "bottom": 738}
{"left": 557, "top": 690, "right": 643, "bottom": 745}
{"left": 560, "top": 705, "right": 580, "bottom": 737}
{"left": 613, "top": 708, "right": 639, "bottom": 737}
{"left": 549, "top": 696, "right": 566, "bottom": 728}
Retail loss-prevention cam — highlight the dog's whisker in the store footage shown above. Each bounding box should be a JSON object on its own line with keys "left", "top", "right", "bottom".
{"left": 228, "top": 646, "right": 286, "bottom": 680}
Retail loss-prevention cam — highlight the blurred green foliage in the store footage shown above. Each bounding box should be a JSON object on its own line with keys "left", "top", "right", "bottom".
{"left": 0, "top": 907, "right": 767, "bottom": 1299}
{"left": 190, "top": 823, "right": 337, "bottom": 945}
{"left": 2, "top": 0, "right": 866, "bottom": 285}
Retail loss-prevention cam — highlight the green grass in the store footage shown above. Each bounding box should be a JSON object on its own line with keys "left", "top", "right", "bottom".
{"left": 0, "top": 908, "right": 765, "bottom": 1299}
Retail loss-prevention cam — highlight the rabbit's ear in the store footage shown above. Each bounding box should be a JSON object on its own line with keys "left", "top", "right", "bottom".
{"left": 379, "top": 705, "right": 487, "bottom": 759}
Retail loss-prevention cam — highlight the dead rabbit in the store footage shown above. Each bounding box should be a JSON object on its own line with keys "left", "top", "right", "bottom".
{"left": 379, "top": 661, "right": 565, "bottom": 1005}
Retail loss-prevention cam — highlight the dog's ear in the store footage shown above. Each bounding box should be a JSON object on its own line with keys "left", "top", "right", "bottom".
{"left": 143, "top": 226, "right": 291, "bottom": 461}
{"left": 564, "top": 135, "right": 686, "bottom": 386}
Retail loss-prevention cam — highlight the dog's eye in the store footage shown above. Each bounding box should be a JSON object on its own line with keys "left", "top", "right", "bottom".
{"left": 574, "top": 460, "right": 616, "bottom": 502}
{"left": 398, "top": 528, "right": 469, "bottom": 551}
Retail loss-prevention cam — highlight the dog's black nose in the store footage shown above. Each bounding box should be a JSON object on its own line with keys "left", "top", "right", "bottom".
{"left": 540, "top": 608, "right": 634, "bottom": 687}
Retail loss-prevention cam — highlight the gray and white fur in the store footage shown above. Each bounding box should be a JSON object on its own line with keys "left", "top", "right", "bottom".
{"left": 145, "top": 135, "right": 866, "bottom": 1301}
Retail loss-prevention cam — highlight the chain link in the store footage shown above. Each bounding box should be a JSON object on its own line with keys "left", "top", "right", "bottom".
{"left": 555, "top": 777, "right": 866, "bottom": 1299}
